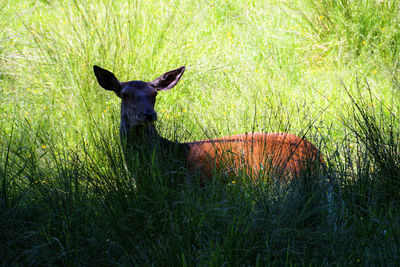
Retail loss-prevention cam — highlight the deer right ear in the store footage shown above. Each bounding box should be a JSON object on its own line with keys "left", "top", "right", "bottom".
{"left": 150, "top": 66, "right": 186, "bottom": 91}
{"left": 93, "top": 65, "right": 122, "bottom": 95}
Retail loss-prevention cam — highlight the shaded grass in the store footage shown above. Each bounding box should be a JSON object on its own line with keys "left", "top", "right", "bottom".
{"left": 0, "top": 120, "right": 330, "bottom": 265}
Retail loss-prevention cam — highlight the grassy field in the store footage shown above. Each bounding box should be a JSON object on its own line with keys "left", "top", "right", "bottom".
{"left": 1, "top": 0, "right": 400, "bottom": 265}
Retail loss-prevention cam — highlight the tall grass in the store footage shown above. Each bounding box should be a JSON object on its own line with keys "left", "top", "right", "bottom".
{"left": 292, "top": 0, "right": 400, "bottom": 65}
{"left": 1, "top": 0, "right": 400, "bottom": 265}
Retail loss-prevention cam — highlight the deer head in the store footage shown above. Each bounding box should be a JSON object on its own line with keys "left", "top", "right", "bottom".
{"left": 93, "top": 65, "right": 185, "bottom": 135}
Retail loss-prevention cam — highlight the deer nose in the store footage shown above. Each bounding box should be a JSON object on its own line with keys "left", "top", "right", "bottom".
{"left": 144, "top": 110, "right": 157, "bottom": 121}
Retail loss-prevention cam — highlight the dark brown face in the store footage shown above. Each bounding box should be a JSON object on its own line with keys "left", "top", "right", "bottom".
{"left": 93, "top": 65, "right": 185, "bottom": 128}
{"left": 119, "top": 81, "right": 158, "bottom": 127}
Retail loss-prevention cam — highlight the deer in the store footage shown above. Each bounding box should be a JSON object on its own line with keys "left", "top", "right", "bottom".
{"left": 93, "top": 65, "right": 325, "bottom": 183}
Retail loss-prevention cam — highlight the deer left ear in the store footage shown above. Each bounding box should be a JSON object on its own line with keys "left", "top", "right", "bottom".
{"left": 150, "top": 66, "right": 185, "bottom": 91}
{"left": 93, "top": 65, "right": 122, "bottom": 95}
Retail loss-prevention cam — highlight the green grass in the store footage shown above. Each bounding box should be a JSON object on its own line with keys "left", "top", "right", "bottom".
{"left": 1, "top": 0, "right": 400, "bottom": 265}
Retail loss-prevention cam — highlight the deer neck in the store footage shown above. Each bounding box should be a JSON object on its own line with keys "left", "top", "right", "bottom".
{"left": 120, "top": 122, "right": 189, "bottom": 155}
{"left": 121, "top": 122, "right": 159, "bottom": 148}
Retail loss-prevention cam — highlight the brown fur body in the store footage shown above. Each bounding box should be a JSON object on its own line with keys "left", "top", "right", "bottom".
{"left": 186, "top": 132, "right": 324, "bottom": 180}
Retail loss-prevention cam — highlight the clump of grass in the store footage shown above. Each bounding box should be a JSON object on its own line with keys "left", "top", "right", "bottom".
{"left": 340, "top": 79, "right": 400, "bottom": 204}
{"left": 322, "top": 79, "right": 400, "bottom": 265}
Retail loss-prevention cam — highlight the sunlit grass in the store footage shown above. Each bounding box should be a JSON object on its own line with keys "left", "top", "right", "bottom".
{"left": 2, "top": 0, "right": 398, "bottom": 145}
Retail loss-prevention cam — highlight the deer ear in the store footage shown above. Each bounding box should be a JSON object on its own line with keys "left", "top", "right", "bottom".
{"left": 150, "top": 66, "right": 185, "bottom": 91}
{"left": 93, "top": 65, "right": 121, "bottom": 94}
